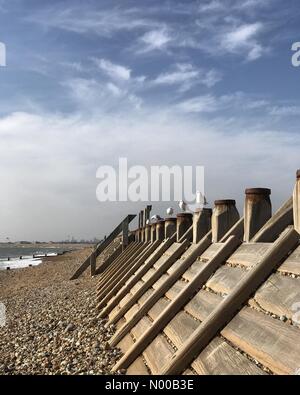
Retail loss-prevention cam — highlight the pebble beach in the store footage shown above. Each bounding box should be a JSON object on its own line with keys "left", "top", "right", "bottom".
{"left": 0, "top": 248, "right": 123, "bottom": 375}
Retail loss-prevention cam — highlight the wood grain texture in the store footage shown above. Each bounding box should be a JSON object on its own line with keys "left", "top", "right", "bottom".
{"left": 227, "top": 243, "right": 272, "bottom": 268}
{"left": 184, "top": 289, "right": 222, "bottom": 321}
{"left": 278, "top": 245, "right": 300, "bottom": 275}
{"left": 182, "top": 260, "right": 205, "bottom": 282}
{"left": 148, "top": 298, "right": 170, "bottom": 320}
{"left": 222, "top": 307, "right": 300, "bottom": 375}
{"left": 118, "top": 333, "right": 149, "bottom": 375}
{"left": 165, "top": 280, "right": 186, "bottom": 300}
{"left": 201, "top": 243, "right": 223, "bottom": 261}
{"left": 206, "top": 265, "right": 247, "bottom": 295}
{"left": 249, "top": 273, "right": 300, "bottom": 319}
{"left": 191, "top": 337, "right": 266, "bottom": 375}
{"left": 163, "top": 311, "right": 199, "bottom": 348}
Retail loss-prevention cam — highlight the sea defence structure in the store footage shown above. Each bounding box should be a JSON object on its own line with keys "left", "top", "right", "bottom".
{"left": 71, "top": 170, "right": 300, "bottom": 375}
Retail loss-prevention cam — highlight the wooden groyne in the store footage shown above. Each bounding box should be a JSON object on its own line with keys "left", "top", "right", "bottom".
{"left": 72, "top": 170, "right": 300, "bottom": 375}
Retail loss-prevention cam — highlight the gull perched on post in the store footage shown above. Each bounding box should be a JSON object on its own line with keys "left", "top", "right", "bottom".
{"left": 151, "top": 215, "right": 162, "bottom": 222}
{"left": 166, "top": 207, "right": 174, "bottom": 216}
{"left": 179, "top": 200, "right": 187, "bottom": 212}
{"left": 196, "top": 191, "right": 208, "bottom": 208}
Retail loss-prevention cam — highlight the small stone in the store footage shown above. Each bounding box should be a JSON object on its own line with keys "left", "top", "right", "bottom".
{"left": 65, "top": 324, "right": 76, "bottom": 332}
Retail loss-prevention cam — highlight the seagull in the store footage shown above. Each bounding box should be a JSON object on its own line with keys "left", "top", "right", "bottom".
{"left": 179, "top": 200, "right": 187, "bottom": 212}
{"left": 196, "top": 191, "right": 208, "bottom": 207}
{"left": 151, "top": 215, "right": 163, "bottom": 222}
{"left": 166, "top": 207, "right": 174, "bottom": 216}
{"left": 146, "top": 219, "right": 150, "bottom": 225}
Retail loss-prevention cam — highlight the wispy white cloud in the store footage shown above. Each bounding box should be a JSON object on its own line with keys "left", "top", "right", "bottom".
{"left": 221, "top": 23, "right": 264, "bottom": 61}
{"left": 28, "top": 6, "right": 160, "bottom": 37}
{"left": 176, "top": 95, "right": 218, "bottom": 113}
{"left": 152, "top": 63, "right": 222, "bottom": 92}
{"left": 270, "top": 105, "right": 300, "bottom": 116}
{"left": 137, "top": 28, "right": 172, "bottom": 53}
{"left": 94, "top": 58, "right": 131, "bottom": 81}
{"left": 176, "top": 92, "right": 270, "bottom": 113}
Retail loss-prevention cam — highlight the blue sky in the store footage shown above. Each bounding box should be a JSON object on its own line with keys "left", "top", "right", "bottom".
{"left": 0, "top": 0, "right": 300, "bottom": 240}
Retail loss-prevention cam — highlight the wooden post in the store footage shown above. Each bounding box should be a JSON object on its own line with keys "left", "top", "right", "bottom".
{"left": 193, "top": 208, "right": 212, "bottom": 244}
{"left": 165, "top": 217, "right": 177, "bottom": 239}
{"left": 140, "top": 211, "right": 144, "bottom": 242}
{"left": 90, "top": 251, "right": 96, "bottom": 276}
{"left": 160, "top": 227, "right": 299, "bottom": 375}
{"left": 122, "top": 217, "right": 129, "bottom": 250}
{"left": 252, "top": 197, "right": 293, "bottom": 242}
{"left": 293, "top": 170, "right": 300, "bottom": 235}
{"left": 156, "top": 220, "right": 165, "bottom": 241}
{"left": 244, "top": 188, "right": 271, "bottom": 242}
{"left": 176, "top": 213, "right": 193, "bottom": 242}
{"left": 212, "top": 200, "right": 240, "bottom": 242}
{"left": 151, "top": 223, "right": 157, "bottom": 242}
{"left": 145, "top": 224, "right": 151, "bottom": 242}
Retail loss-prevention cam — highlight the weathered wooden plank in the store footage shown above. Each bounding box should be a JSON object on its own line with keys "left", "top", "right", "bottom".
{"left": 167, "top": 258, "right": 187, "bottom": 275}
{"left": 181, "top": 244, "right": 201, "bottom": 259}
{"left": 164, "top": 243, "right": 186, "bottom": 257}
{"left": 200, "top": 243, "right": 223, "bottom": 261}
{"left": 131, "top": 280, "right": 145, "bottom": 295}
{"left": 142, "top": 267, "right": 156, "bottom": 282}
{"left": 116, "top": 317, "right": 126, "bottom": 331}
{"left": 148, "top": 298, "right": 171, "bottom": 321}
{"left": 131, "top": 316, "right": 153, "bottom": 341}
{"left": 278, "top": 245, "right": 300, "bottom": 275}
{"left": 118, "top": 333, "right": 149, "bottom": 375}
{"left": 227, "top": 243, "right": 273, "bottom": 268}
{"left": 152, "top": 273, "right": 169, "bottom": 290}
{"left": 182, "top": 260, "right": 205, "bottom": 282}
{"left": 119, "top": 293, "right": 133, "bottom": 308}
{"left": 222, "top": 307, "right": 300, "bottom": 375}
{"left": 126, "top": 359, "right": 149, "bottom": 375}
{"left": 191, "top": 337, "right": 266, "bottom": 375}
{"left": 164, "top": 311, "right": 199, "bottom": 349}
{"left": 143, "top": 335, "right": 175, "bottom": 375}
{"left": 124, "top": 304, "right": 140, "bottom": 322}
{"left": 109, "top": 305, "right": 121, "bottom": 321}
{"left": 165, "top": 280, "right": 186, "bottom": 300}
{"left": 206, "top": 265, "right": 247, "bottom": 295}
{"left": 249, "top": 273, "right": 300, "bottom": 320}
{"left": 138, "top": 288, "right": 155, "bottom": 305}
{"left": 184, "top": 290, "right": 222, "bottom": 321}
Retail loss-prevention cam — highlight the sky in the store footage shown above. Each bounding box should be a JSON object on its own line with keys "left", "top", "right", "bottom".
{"left": 0, "top": 0, "right": 300, "bottom": 241}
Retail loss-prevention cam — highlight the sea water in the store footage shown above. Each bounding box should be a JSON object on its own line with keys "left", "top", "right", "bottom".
{"left": 0, "top": 246, "right": 67, "bottom": 270}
